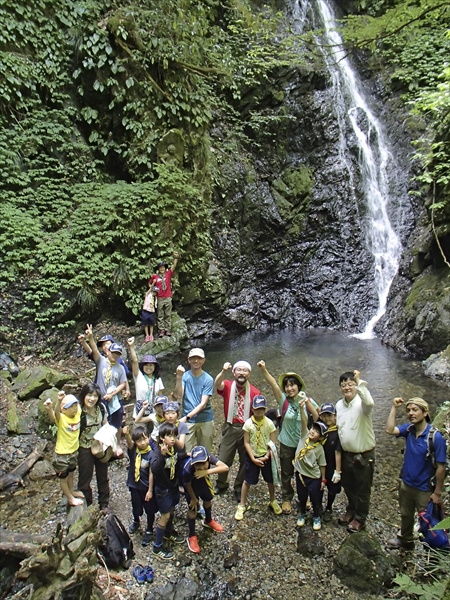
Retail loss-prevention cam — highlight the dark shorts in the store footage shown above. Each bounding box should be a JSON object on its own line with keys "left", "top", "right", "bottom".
{"left": 141, "top": 310, "right": 156, "bottom": 326}
{"left": 105, "top": 404, "right": 124, "bottom": 430}
{"left": 154, "top": 485, "right": 180, "bottom": 515}
{"left": 52, "top": 451, "right": 78, "bottom": 479}
{"left": 244, "top": 455, "right": 273, "bottom": 485}
{"left": 184, "top": 478, "right": 214, "bottom": 504}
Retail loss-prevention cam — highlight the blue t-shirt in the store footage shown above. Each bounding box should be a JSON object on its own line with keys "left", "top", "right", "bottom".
{"left": 181, "top": 370, "right": 214, "bottom": 423}
{"left": 95, "top": 355, "right": 127, "bottom": 415}
{"left": 398, "top": 423, "right": 447, "bottom": 491}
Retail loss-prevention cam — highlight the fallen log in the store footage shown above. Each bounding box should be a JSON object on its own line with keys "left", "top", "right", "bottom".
{"left": 0, "top": 440, "right": 48, "bottom": 491}
{"left": 0, "top": 528, "right": 50, "bottom": 557}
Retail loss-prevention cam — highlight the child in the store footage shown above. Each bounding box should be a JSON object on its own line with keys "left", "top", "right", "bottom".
{"left": 78, "top": 332, "right": 131, "bottom": 397}
{"left": 85, "top": 324, "right": 126, "bottom": 453}
{"left": 318, "top": 403, "right": 342, "bottom": 522}
{"left": 235, "top": 395, "right": 282, "bottom": 520}
{"left": 77, "top": 382, "right": 110, "bottom": 510}
{"left": 135, "top": 395, "right": 167, "bottom": 446}
{"left": 142, "top": 285, "right": 159, "bottom": 342}
{"left": 150, "top": 422, "right": 186, "bottom": 559}
{"left": 163, "top": 401, "right": 189, "bottom": 451}
{"left": 123, "top": 425, "right": 157, "bottom": 546}
{"left": 182, "top": 445, "right": 228, "bottom": 553}
{"left": 128, "top": 337, "right": 164, "bottom": 420}
{"left": 293, "top": 402, "right": 328, "bottom": 531}
{"left": 44, "top": 391, "right": 84, "bottom": 506}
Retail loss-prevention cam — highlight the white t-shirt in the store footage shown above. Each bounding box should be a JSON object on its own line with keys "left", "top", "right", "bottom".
{"left": 133, "top": 371, "right": 164, "bottom": 418}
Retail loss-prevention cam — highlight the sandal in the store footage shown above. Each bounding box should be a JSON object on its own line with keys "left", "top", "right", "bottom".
{"left": 133, "top": 565, "right": 146, "bottom": 584}
{"left": 282, "top": 501, "right": 292, "bottom": 515}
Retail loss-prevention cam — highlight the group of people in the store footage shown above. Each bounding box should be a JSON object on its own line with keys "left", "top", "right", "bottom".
{"left": 45, "top": 324, "right": 447, "bottom": 559}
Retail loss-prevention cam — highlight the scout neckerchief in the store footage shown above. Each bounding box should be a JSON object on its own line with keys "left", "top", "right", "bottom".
{"left": 156, "top": 273, "right": 167, "bottom": 292}
{"left": 105, "top": 359, "right": 113, "bottom": 387}
{"left": 227, "top": 382, "right": 251, "bottom": 424}
{"left": 251, "top": 415, "right": 265, "bottom": 454}
{"left": 326, "top": 424, "right": 337, "bottom": 433}
{"left": 155, "top": 414, "right": 165, "bottom": 425}
{"left": 135, "top": 444, "right": 151, "bottom": 482}
{"left": 293, "top": 437, "right": 321, "bottom": 464}
{"left": 165, "top": 446, "right": 176, "bottom": 479}
{"left": 144, "top": 374, "right": 155, "bottom": 409}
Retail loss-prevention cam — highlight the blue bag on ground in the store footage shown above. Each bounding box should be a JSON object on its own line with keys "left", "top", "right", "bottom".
{"left": 418, "top": 501, "right": 450, "bottom": 550}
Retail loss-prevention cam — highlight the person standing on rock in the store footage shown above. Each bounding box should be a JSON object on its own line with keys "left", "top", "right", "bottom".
{"left": 385, "top": 397, "right": 447, "bottom": 550}
{"left": 149, "top": 250, "right": 179, "bottom": 337}
{"left": 174, "top": 348, "right": 214, "bottom": 452}
{"left": 257, "top": 360, "right": 318, "bottom": 515}
{"left": 214, "top": 360, "right": 261, "bottom": 502}
{"left": 336, "top": 370, "right": 375, "bottom": 533}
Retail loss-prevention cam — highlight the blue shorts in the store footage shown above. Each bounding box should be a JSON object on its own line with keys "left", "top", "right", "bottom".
{"left": 244, "top": 455, "right": 273, "bottom": 485}
{"left": 141, "top": 310, "right": 156, "bottom": 326}
{"left": 184, "top": 478, "right": 214, "bottom": 504}
{"left": 154, "top": 485, "right": 180, "bottom": 515}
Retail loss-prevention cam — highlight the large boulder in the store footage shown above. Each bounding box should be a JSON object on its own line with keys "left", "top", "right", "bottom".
{"left": 334, "top": 532, "right": 399, "bottom": 594}
{"left": 423, "top": 345, "right": 450, "bottom": 386}
{"left": 12, "top": 367, "right": 73, "bottom": 400}
{"left": 7, "top": 390, "right": 31, "bottom": 434}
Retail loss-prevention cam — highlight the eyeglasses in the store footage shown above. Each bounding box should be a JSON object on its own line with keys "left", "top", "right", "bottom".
{"left": 340, "top": 382, "right": 356, "bottom": 388}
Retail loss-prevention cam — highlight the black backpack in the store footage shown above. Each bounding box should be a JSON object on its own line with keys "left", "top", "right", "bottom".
{"left": 98, "top": 513, "right": 135, "bottom": 569}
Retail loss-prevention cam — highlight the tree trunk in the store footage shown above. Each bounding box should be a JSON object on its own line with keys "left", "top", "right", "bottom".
{"left": 0, "top": 440, "right": 47, "bottom": 491}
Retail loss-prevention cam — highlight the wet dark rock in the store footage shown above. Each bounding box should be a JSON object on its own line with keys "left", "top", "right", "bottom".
{"left": 223, "top": 544, "right": 240, "bottom": 569}
{"left": 12, "top": 367, "right": 73, "bottom": 400}
{"left": 334, "top": 531, "right": 399, "bottom": 594}
{"left": 297, "top": 528, "right": 326, "bottom": 556}
{"left": 423, "top": 346, "right": 450, "bottom": 385}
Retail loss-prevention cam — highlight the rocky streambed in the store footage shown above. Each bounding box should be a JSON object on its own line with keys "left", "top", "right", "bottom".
{"left": 1, "top": 344, "right": 449, "bottom": 600}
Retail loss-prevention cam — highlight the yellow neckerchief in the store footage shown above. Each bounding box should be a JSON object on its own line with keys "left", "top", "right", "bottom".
{"left": 135, "top": 444, "right": 151, "bottom": 482}
{"left": 165, "top": 445, "right": 176, "bottom": 479}
{"left": 251, "top": 415, "right": 265, "bottom": 452}
{"left": 326, "top": 424, "right": 337, "bottom": 433}
{"left": 155, "top": 414, "right": 165, "bottom": 424}
{"left": 293, "top": 436, "right": 321, "bottom": 464}
{"left": 105, "top": 359, "right": 113, "bottom": 386}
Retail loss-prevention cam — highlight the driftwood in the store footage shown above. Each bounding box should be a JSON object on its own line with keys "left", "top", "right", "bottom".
{"left": 0, "top": 440, "right": 47, "bottom": 491}
{"left": 0, "top": 528, "right": 50, "bottom": 558}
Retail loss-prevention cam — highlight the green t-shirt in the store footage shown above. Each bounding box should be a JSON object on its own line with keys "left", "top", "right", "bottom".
{"left": 278, "top": 393, "right": 318, "bottom": 448}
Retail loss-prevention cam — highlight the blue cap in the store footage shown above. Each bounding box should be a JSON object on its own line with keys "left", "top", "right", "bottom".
{"left": 190, "top": 446, "right": 209, "bottom": 465}
{"left": 319, "top": 403, "right": 336, "bottom": 415}
{"left": 163, "top": 401, "right": 179, "bottom": 413}
{"left": 109, "top": 343, "right": 123, "bottom": 354}
{"left": 154, "top": 395, "right": 168, "bottom": 406}
{"left": 98, "top": 334, "right": 115, "bottom": 344}
{"left": 312, "top": 421, "right": 328, "bottom": 437}
{"left": 252, "top": 395, "right": 267, "bottom": 410}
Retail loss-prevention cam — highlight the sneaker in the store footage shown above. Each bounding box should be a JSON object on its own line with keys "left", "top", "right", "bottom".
{"left": 142, "top": 531, "right": 152, "bottom": 546}
{"left": 143, "top": 565, "right": 154, "bottom": 582}
{"left": 133, "top": 565, "right": 146, "bottom": 584}
{"left": 197, "top": 505, "right": 206, "bottom": 520}
{"left": 296, "top": 514, "right": 306, "bottom": 527}
{"left": 158, "top": 331, "right": 165, "bottom": 338}
{"left": 235, "top": 504, "right": 247, "bottom": 521}
{"left": 187, "top": 535, "right": 201, "bottom": 554}
{"left": 282, "top": 501, "right": 292, "bottom": 515}
{"left": 203, "top": 519, "right": 224, "bottom": 532}
{"left": 165, "top": 331, "right": 171, "bottom": 337}
{"left": 129, "top": 520, "right": 140, "bottom": 534}
{"left": 322, "top": 509, "right": 333, "bottom": 523}
{"left": 164, "top": 530, "right": 184, "bottom": 544}
{"left": 313, "top": 516, "right": 322, "bottom": 531}
{"left": 149, "top": 334, "right": 154, "bottom": 342}
{"left": 268, "top": 500, "right": 282, "bottom": 515}
{"left": 145, "top": 335, "right": 151, "bottom": 342}
{"left": 152, "top": 544, "right": 174, "bottom": 560}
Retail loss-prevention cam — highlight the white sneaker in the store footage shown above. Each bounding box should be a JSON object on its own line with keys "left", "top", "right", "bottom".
{"left": 235, "top": 504, "right": 247, "bottom": 521}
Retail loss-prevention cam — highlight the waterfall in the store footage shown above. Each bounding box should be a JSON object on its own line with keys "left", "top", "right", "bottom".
{"left": 296, "top": 0, "right": 402, "bottom": 338}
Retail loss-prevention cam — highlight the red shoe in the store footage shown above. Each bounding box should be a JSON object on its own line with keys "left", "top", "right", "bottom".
{"left": 187, "top": 535, "right": 200, "bottom": 553}
{"left": 203, "top": 519, "right": 224, "bottom": 533}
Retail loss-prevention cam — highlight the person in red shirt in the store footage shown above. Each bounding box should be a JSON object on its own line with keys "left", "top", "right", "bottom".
{"left": 149, "top": 251, "right": 179, "bottom": 337}
{"left": 214, "top": 361, "right": 261, "bottom": 501}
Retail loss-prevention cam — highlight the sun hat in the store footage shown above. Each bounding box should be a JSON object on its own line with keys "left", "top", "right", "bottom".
{"left": 319, "top": 403, "right": 336, "bottom": 415}
{"left": 139, "top": 354, "right": 159, "bottom": 365}
{"left": 189, "top": 348, "right": 205, "bottom": 359}
{"left": 190, "top": 446, "right": 210, "bottom": 465}
{"left": 278, "top": 372, "right": 305, "bottom": 392}
{"left": 155, "top": 261, "right": 169, "bottom": 270}
{"left": 252, "top": 395, "right": 267, "bottom": 410}
{"left": 109, "top": 343, "right": 123, "bottom": 355}
{"left": 312, "top": 421, "right": 328, "bottom": 437}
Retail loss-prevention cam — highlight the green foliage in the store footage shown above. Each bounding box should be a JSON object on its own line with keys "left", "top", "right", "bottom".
{"left": 393, "top": 573, "right": 445, "bottom": 600}
{"left": 433, "top": 516, "right": 450, "bottom": 530}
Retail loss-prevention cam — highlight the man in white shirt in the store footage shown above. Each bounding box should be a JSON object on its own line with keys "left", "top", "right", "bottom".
{"left": 336, "top": 370, "right": 375, "bottom": 533}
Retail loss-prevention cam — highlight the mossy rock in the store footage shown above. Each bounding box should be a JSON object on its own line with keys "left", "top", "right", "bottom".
{"left": 7, "top": 391, "right": 30, "bottom": 434}
{"left": 334, "top": 532, "right": 399, "bottom": 594}
{"left": 37, "top": 387, "right": 60, "bottom": 438}
{"left": 12, "top": 367, "right": 73, "bottom": 400}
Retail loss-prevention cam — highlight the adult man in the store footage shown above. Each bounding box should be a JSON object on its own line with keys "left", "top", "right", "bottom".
{"left": 149, "top": 250, "right": 179, "bottom": 337}
{"left": 385, "top": 397, "right": 447, "bottom": 550}
{"left": 174, "top": 348, "right": 214, "bottom": 452}
{"left": 336, "top": 369, "right": 375, "bottom": 533}
{"left": 214, "top": 361, "right": 261, "bottom": 501}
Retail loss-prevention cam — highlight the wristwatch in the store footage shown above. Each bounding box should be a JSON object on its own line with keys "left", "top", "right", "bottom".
{"left": 186, "top": 415, "right": 191, "bottom": 421}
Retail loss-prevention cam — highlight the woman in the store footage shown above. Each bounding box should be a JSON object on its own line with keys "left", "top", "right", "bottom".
{"left": 127, "top": 337, "right": 164, "bottom": 425}
{"left": 77, "top": 382, "right": 110, "bottom": 510}
{"left": 257, "top": 360, "right": 318, "bottom": 515}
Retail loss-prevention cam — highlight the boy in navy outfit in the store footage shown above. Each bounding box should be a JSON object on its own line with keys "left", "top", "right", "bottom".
{"left": 318, "top": 403, "right": 342, "bottom": 522}
{"left": 150, "top": 422, "right": 185, "bottom": 559}
{"left": 182, "top": 445, "right": 228, "bottom": 554}
{"left": 123, "top": 425, "right": 157, "bottom": 546}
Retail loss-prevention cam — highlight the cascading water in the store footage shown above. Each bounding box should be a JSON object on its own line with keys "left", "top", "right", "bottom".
{"left": 296, "top": 0, "right": 402, "bottom": 338}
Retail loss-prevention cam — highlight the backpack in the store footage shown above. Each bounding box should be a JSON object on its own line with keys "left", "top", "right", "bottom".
{"left": 402, "top": 425, "right": 449, "bottom": 488}
{"left": 98, "top": 513, "right": 135, "bottom": 568}
{"left": 418, "top": 501, "right": 450, "bottom": 550}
